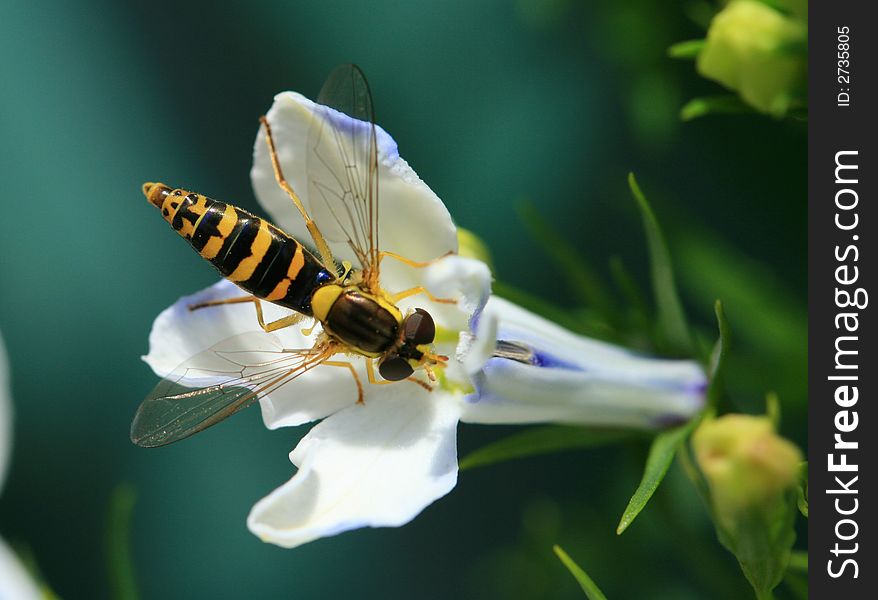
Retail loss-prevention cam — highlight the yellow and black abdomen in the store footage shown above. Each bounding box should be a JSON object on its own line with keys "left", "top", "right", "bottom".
{"left": 145, "top": 183, "right": 333, "bottom": 315}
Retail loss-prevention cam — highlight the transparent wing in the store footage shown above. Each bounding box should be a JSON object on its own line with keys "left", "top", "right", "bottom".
{"left": 306, "top": 64, "right": 381, "bottom": 281}
{"left": 130, "top": 333, "right": 331, "bottom": 448}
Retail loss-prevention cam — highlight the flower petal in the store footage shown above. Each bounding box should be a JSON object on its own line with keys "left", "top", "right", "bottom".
{"left": 247, "top": 391, "right": 461, "bottom": 548}
{"left": 142, "top": 280, "right": 359, "bottom": 427}
{"left": 388, "top": 255, "right": 492, "bottom": 340}
{"left": 251, "top": 92, "right": 458, "bottom": 268}
{"left": 0, "top": 538, "right": 42, "bottom": 600}
{"left": 142, "top": 279, "right": 307, "bottom": 377}
{"left": 0, "top": 335, "right": 41, "bottom": 598}
{"left": 456, "top": 308, "right": 499, "bottom": 379}
{"left": 460, "top": 297, "right": 706, "bottom": 429}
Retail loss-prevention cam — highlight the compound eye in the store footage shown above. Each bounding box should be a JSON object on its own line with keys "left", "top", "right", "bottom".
{"left": 378, "top": 354, "right": 414, "bottom": 381}
{"left": 404, "top": 308, "right": 435, "bottom": 345}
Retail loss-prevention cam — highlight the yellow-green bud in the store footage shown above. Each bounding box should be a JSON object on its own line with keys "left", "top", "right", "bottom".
{"left": 697, "top": 1, "right": 807, "bottom": 116}
{"left": 693, "top": 414, "right": 803, "bottom": 595}
{"left": 693, "top": 414, "right": 802, "bottom": 519}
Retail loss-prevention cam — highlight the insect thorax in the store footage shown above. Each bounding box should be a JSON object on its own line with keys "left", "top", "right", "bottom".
{"left": 312, "top": 285, "right": 402, "bottom": 356}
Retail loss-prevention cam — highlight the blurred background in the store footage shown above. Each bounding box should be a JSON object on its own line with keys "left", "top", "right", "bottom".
{"left": 0, "top": 0, "right": 805, "bottom": 598}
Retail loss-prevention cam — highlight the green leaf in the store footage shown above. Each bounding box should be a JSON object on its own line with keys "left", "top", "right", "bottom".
{"left": 706, "top": 300, "right": 730, "bottom": 410}
{"left": 796, "top": 462, "right": 808, "bottom": 518}
{"left": 668, "top": 39, "right": 705, "bottom": 59}
{"left": 553, "top": 545, "right": 609, "bottom": 600}
{"left": 516, "top": 201, "right": 615, "bottom": 318}
{"left": 775, "top": 38, "right": 808, "bottom": 57}
{"left": 459, "top": 426, "right": 635, "bottom": 470}
{"left": 684, "top": 0, "right": 717, "bottom": 29}
{"left": 765, "top": 392, "right": 781, "bottom": 428}
{"left": 676, "top": 232, "right": 807, "bottom": 409}
{"left": 608, "top": 256, "right": 649, "bottom": 318}
{"left": 680, "top": 95, "right": 753, "bottom": 121}
{"left": 106, "top": 484, "right": 139, "bottom": 600}
{"left": 783, "top": 570, "right": 808, "bottom": 600}
{"left": 617, "top": 419, "right": 698, "bottom": 534}
{"left": 787, "top": 550, "right": 807, "bottom": 573}
{"left": 608, "top": 255, "right": 651, "bottom": 342}
{"left": 628, "top": 173, "right": 692, "bottom": 354}
{"left": 722, "top": 490, "right": 799, "bottom": 597}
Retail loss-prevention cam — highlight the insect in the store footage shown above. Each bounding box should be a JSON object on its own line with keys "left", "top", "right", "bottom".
{"left": 131, "top": 65, "right": 452, "bottom": 448}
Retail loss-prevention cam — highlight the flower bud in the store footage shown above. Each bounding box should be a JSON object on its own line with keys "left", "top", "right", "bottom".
{"left": 693, "top": 414, "right": 801, "bottom": 519}
{"left": 696, "top": 0, "right": 807, "bottom": 116}
{"left": 692, "top": 414, "right": 803, "bottom": 595}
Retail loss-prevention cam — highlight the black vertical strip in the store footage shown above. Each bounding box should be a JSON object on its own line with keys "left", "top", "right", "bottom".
{"left": 191, "top": 200, "right": 222, "bottom": 252}
{"left": 213, "top": 208, "right": 260, "bottom": 276}
{"left": 170, "top": 195, "right": 194, "bottom": 232}
{"left": 280, "top": 259, "right": 332, "bottom": 315}
{"left": 244, "top": 226, "right": 289, "bottom": 296}
{"left": 809, "top": 2, "right": 876, "bottom": 596}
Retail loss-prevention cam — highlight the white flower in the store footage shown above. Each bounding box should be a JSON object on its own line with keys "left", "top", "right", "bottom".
{"left": 143, "top": 90, "right": 706, "bottom": 549}
{"left": 461, "top": 297, "right": 706, "bottom": 428}
{"left": 0, "top": 333, "right": 43, "bottom": 600}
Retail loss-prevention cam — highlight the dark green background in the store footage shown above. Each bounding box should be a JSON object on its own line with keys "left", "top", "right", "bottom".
{"left": 0, "top": 1, "right": 805, "bottom": 598}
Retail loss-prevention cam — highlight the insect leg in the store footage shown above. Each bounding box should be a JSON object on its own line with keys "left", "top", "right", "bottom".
{"left": 321, "top": 360, "right": 364, "bottom": 404}
{"left": 188, "top": 296, "right": 306, "bottom": 333}
{"left": 189, "top": 295, "right": 256, "bottom": 310}
{"left": 390, "top": 286, "right": 456, "bottom": 305}
{"left": 260, "top": 116, "right": 338, "bottom": 273}
{"left": 379, "top": 252, "right": 458, "bottom": 304}
{"left": 378, "top": 250, "right": 454, "bottom": 269}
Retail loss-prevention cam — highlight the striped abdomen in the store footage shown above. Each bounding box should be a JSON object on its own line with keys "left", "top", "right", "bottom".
{"left": 144, "top": 183, "right": 333, "bottom": 315}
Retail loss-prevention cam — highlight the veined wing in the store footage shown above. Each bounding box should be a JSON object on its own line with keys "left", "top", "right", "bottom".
{"left": 307, "top": 64, "right": 381, "bottom": 284}
{"left": 130, "top": 332, "right": 332, "bottom": 447}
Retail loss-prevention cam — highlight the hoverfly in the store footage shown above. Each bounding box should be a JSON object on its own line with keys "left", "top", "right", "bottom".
{"left": 131, "top": 65, "right": 452, "bottom": 448}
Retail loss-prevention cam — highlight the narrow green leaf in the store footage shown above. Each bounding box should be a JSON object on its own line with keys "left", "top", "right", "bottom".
{"left": 751, "top": 0, "right": 788, "bottom": 12}
{"left": 684, "top": 0, "right": 717, "bottom": 29}
{"left": 727, "top": 489, "right": 799, "bottom": 597}
{"left": 608, "top": 255, "right": 651, "bottom": 339}
{"left": 681, "top": 95, "right": 753, "bottom": 121}
{"left": 106, "top": 484, "right": 139, "bottom": 600}
{"left": 676, "top": 233, "right": 807, "bottom": 409}
{"left": 783, "top": 570, "right": 809, "bottom": 600}
{"left": 459, "top": 426, "right": 635, "bottom": 470}
{"left": 628, "top": 173, "right": 692, "bottom": 354}
{"left": 553, "top": 545, "right": 609, "bottom": 600}
{"left": 796, "top": 462, "right": 808, "bottom": 518}
{"left": 706, "top": 300, "right": 730, "bottom": 410}
{"left": 787, "top": 550, "right": 808, "bottom": 573}
{"left": 608, "top": 256, "right": 648, "bottom": 318}
{"left": 765, "top": 392, "right": 781, "bottom": 428}
{"left": 516, "top": 201, "right": 614, "bottom": 318}
{"left": 774, "top": 38, "right": 808, "bottom": 57}
{"left": 668, "top": 39, "right": 705, "bottom": 59}
{"left": 617, "top": 419, "right": 698, "bottom": 534}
